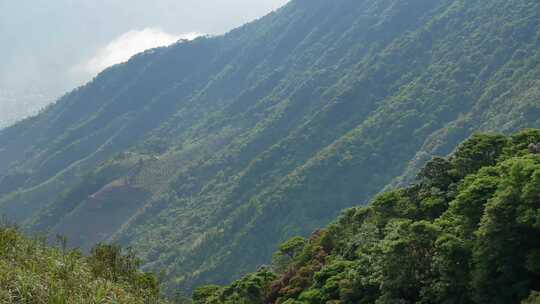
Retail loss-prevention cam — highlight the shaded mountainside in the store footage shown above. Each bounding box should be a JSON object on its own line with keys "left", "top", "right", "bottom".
{"left": 193, "top": 130, "right": 540, "bottom": 304}
{"left": 0, "top": 0, "right": 539, "bottom": 292}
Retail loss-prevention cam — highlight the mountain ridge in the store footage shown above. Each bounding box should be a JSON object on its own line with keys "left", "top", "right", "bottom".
{"left": 0, "top": 0, "right": 539, "bottom": 292}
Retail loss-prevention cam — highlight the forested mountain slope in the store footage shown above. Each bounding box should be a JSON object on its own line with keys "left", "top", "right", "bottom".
{"left": 0, "top": 0, "right": 539, "bottom": 292}
{"left": 193, "top": 130, "right": 540, "bottom": 304}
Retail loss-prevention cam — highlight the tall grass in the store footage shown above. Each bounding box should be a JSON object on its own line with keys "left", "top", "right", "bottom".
{"left": 0, "top": 224, "right": 169, "bottom": 304}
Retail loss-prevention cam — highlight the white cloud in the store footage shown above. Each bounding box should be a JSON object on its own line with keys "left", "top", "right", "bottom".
{"left": 76, "top": 28, "right": 201, "bottom": 75}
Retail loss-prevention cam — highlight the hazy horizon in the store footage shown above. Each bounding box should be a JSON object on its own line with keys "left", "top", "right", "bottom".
{"left": 0, "top": 0, "right": 289, "bottom": 128}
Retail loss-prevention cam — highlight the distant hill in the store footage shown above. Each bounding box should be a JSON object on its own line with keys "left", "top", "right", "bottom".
{"left": 0, "top": 0, "right": 539, "bottom": 293}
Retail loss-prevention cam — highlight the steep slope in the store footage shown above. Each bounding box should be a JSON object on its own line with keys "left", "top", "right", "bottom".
{"left": 193, "top": 130, "right": 540, "bottom": 304}
{"left": 0, "top": 0, "right": 539, "bottom": 292}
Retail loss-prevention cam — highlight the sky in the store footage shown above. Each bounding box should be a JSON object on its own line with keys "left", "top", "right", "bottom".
{"left": 0, "top": 0, "right": 289, "bottom": 127}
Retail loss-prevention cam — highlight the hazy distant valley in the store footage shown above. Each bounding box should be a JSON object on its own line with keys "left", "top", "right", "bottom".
{"left": 0, "top": 89, "right": 52, "bottom": 128}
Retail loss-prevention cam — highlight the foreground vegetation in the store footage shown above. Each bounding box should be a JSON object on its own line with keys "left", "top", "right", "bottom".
{"left": 194, "top": 130, "right": 540, "bottom": 304}
{"left": 0, "top": 225, "right": 167, "bottom": 303}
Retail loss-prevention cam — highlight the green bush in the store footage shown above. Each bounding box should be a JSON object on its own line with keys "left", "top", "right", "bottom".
{"left": 0, "top": 226, "right": 168, "bottom": 304}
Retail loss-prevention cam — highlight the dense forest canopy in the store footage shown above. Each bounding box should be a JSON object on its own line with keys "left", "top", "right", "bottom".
{"left": 193, "top": 130, "right": 540, "bottom": 304}
{"left": 0, "top": 0, "right": 539, "bottom": 294}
